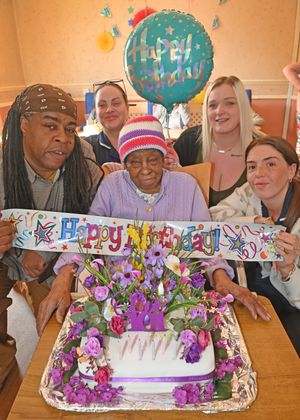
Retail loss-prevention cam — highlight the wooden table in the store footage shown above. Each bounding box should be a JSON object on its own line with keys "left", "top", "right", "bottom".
{"left": 8, "top": 297, "right": 300, "bottom": 419}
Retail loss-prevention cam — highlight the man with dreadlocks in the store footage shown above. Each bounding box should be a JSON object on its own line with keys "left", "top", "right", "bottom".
{"left": 0, "top": 84, "right": 103, "bottom": 389}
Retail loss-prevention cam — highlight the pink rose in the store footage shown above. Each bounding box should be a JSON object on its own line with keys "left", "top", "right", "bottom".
{"left": 69, "top": 305, "right": 83, "bottom": 314}
{"left": 94, "top": 365, "right": 110, "bottom": 384}
{"left": 197, "top": 329, "right": 209, "bottom": 350}
{"left": 109, "top": 315, "right": 125, "bottom": 335}
{"left": 213, "top": 313, "right": 222, "bottom": 327}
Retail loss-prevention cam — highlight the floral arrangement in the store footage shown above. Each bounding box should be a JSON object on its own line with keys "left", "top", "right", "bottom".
{"left": 50, "top": 223, "right": 243, "bottom": 407}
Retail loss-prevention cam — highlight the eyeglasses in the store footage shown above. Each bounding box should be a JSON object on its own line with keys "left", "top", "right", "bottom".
{"left": 93, "top": 79, "right": 127, "bottom": 95}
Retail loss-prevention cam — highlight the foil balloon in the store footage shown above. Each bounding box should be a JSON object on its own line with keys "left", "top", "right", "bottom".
{"left": 124, "top": 10, "right": 214, "bottom": 113}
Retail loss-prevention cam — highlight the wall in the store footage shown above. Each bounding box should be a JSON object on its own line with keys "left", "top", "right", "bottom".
{"left": 0, "top": 0, "right": 24, "bottom": 127}
{"left": 11, "top": 0, "right": 298, "bottom": 98}
{"left": 0, "top": 0, "right": 299, "bottom": 142}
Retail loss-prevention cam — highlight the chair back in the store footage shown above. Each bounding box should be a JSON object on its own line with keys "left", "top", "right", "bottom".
{"left": 172, "top": 162, "right": 211, "bottom": 205}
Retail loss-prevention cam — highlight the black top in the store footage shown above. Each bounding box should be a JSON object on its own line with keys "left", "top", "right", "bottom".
{"left": 261, "top": 184, "right": 294, "bottom": 226}
{"left": 85, "top": 131, "right": 120, "bottom": 166}
{"left": 174, "top": 126, "right": 203, "bottom": 166}
{"left": 173, "top": 125, "right": 247, "bottom": 207}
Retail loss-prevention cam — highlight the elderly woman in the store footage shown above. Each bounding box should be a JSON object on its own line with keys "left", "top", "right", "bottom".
{"left": 210, "top": 135, "right": 300, "bottom": 354}
{"left": 171, "top": 76, "right": 262, "bottom": 206}
{"left": 38, "top": 116, "right": 270, "bottom": 333}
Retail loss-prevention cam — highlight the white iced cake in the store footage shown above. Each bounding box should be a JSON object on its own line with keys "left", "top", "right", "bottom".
{"left": 78, "top": 330, "right": 215, "bottom": 393}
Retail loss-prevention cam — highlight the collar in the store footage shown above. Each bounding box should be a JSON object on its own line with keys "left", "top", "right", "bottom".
{"left": 261, "top": 183, "right": 294, "bottom": 224}
{"left": 98, "top": 131, "right": 114, "bottom": 150}
{"left": 25, "top": 159, "right": 61, "bottom": 184}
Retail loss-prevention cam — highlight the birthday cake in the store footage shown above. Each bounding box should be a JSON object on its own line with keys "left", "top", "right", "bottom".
{"left": 48, "top": 223, "right": 243, "bottom": 407}
{"left": 78, "top": 325, "right": 215, "bottom": 394}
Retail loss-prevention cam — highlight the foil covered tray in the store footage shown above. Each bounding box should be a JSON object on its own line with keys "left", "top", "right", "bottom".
{"left": 39, "top": 305, "right": 257, "bottom": 413}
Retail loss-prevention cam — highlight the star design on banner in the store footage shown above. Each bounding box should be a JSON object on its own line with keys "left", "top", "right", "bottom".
{"left": 34, "top": 220, "right": 56, "bottom": 246}
{"left": 8, "top": 213, "right": 22, "bottom": 231}
{"left": 225, "top": 232, "right": 246, "bottom": 256}
{"left": 261, "top": 232, "right": 272, "bottom": 242}
{"left": 166, "top": 26, "right": 174, "bottom": 35}
{"left": 128, "top": 6, "right": 134, "bottom": 14}
{"left": 128, "top": 18, "right": 133, "bottom": 27}
{"left": 62, "top": 244, "right": 68, "bottom": 250}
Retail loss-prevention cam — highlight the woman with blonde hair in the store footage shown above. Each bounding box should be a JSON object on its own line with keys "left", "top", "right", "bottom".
{"left": 173, "top": 76, "right": 262, "bottom": 206}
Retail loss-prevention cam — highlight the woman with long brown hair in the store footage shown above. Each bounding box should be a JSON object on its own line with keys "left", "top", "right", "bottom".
{"left": 211, "top": 135, "right": 300, "bottom": 355}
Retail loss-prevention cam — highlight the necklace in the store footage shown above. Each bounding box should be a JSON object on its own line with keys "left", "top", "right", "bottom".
{"left": 212, "top": 141, "right": 243, "bottom": 157}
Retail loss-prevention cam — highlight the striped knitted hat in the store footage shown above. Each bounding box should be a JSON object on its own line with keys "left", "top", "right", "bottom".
{"left": 118, "top": 115, "right": 167, "bottom": 163}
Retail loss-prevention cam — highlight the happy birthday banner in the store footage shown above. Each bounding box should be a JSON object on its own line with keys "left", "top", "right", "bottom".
{"left": 1, "top": 209, "right": 284, "bottom": 261}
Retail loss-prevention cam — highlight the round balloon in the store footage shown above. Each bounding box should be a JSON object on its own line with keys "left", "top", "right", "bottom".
{"left": 124, "top": 10, "right": 214, "bottom": 113}
{"left": 191, "top": 89, "right": 206, "bottom": 104}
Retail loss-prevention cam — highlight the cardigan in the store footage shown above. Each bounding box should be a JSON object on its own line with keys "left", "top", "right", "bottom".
{"left": 210, "top": 182, "right": 300, "bottom": 309}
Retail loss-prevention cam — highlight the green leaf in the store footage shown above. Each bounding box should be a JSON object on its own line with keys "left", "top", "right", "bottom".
{"left": 202, "top": 317, "right": 215, "bottom": 331}
{"left": 215, "top": 381, "right": 232, "bottom": 400}
{"left": 212, "top": 328, "right": 221, "bottom": 342}
{"left": 62, "top": 362, "right": 78, "bottom": 384}
{"left": 63, "top": 339, "right": 80, "bottom": 353}
{"left": 95, "top": 321, "right": 108, "bottom": 334}
{"left": 70, "top": 311, "right": 87, "bottom": 323}
{"left": 170, "top": 318, "right": 185, "bottom": 333}
{"left": 222, "top": 372, "right": 233, "bottom": 382}
{"left": 190, "top": 316, "right": 205, "bottom": 328}
{"left": 85, "top": 300, "right": 100, "bottom": 317}
{"left": 215, "top": 347, "right": 228, "bottom": 359}
{"left": 106, "top": 330, "right": 122, "bottom": 338}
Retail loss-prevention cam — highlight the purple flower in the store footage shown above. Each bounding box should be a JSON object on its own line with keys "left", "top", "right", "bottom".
{"left": 164, "top": 278, "right": 177, "bottom": 291}
{"left": 153, "top": 267, "right": 163, "bottom": 279}
{"left": 112, "top": 262, "right": 140, "bottom": 287}
{"left": 144, "top": 244, "right": 167, "bottom": 267}
{"left": 223, "top": 293, "right": 234, "bottom": 303}
{"left": 141, "top": 269, "right": 154, "bottom": 288}
{"left": 91, "top": 258, "right": 104, "bottom": 271}
{"left": 191, "top": 272, "right": 205, "bottom": 288}
{"left": 172, "top": 381, "right": 215, "bottom": 407}
{"left": 122, "top": 246, "right": 132, "bottom": 256}
{"left": 185, "top": 383, "right": 200, "bottom": 403}
{"left": 83, "top": 274, "right": 96, "bottom": 288}
{"left": 86, "top": 328, "right": 105, "bottom": 348}
{"left": 216, "top": 356, "right": 243, "bottom": 379}
{"left": 63, "top": 383, "right": 73, "bottom": 395}
{"left": 180, "top": 329, "right": 197, "bottom": 347}
{"left": 75, "top": 388, "right": 88, "bottom": 404}
{"left": 203, "top": 382, "right": 215, "bottom": 402}
{"left": 93, "top": 285, "right": 109, "bottom": 301}
{"left": 69, "top": 320, "right": 87, "bottom": 340}
{"left": 83, "top": 337, "right": 101, "bottom": 357}
{"left": 214, "top": 338, "right": 227, "bottom": 349}
{"left": 172, "top": 387, "right": 188, "bottom": 407}
{"left": 185, "top": 342, "right": 201, "bottom": 364}
{"left": 190, "top": 304, "right": 208, "bottom": 321}
{"left": 50, "top": 368, "right": 62, "bottom": 385}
